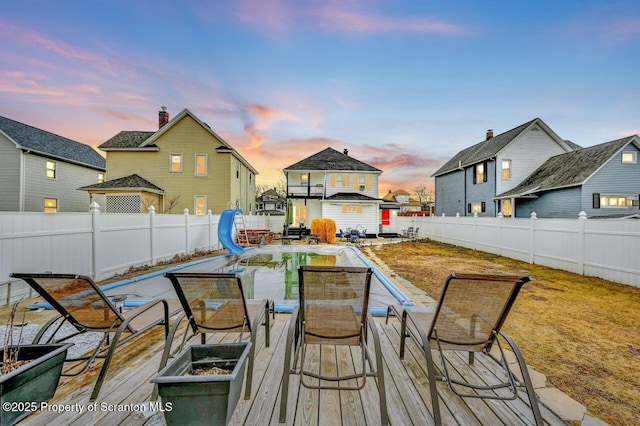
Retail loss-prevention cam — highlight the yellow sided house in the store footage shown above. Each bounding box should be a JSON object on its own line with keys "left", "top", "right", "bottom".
{"left": 82, "top": 108, "right": 258, "bottom": 214}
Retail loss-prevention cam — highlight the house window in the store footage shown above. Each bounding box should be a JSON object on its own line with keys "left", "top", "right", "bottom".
{"left": 341, "top": 205, "right": 363, "bottom": 213}
{"left": 301, "top": 174, "right": 308, "bottom": 185}
{"left": 474, "top": 162, "right": 487, "bottom": 184}
{"left": 195, "top": 154, "right": 207, "bottom": 176}
{"left": 170, "top": 154, "right": 183, "bottom": 172}
{"left": 468, "top": 202, "right": 486, "bottom": 213}
{"left": 46, "top": 160, "right": 56, "bottom": 179}
{"left": 502, "top": 200, "right": 513, "bottom": 217}
{"left": 195, "top": 196, "right": 207, "bottom": 215}
{"left": 502, "top": 160, "right": 511, "bottom": 179}
{"left": 622, "top": 151, "right": 637, "bottom": 164}
{"left": 98, "top": 172, "right": 105, "bottom": 183}
{"left": 44, "top": 198, "right": 57, "bottom": 213}
{"left": 236, "top": 161, "right": 240, "bottom": 179}
{"left": 335, "top": 174, "right": 343, "bottom": 187}
{"left": 359, "top": 175, "right": 366, "bottom": 191}
{"left": 599, "top": 194, "right": 639, "bottom": 208}
{"left": 249, "top": 173, "right": 253, "bottom": 187}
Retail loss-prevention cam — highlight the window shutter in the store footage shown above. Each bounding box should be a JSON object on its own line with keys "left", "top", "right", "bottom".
{"left": 483, "top": 161, "right": 488, "bottom": 182}
{"left": 365, "top": 175, "right": 371, "bottom": 190}
{"left": 481, "top": 201, "right": 486, "bottom": 212}
{"left": 473, "top": 167, "right": 477, "bottom": 184}
{"left": 344, "top": 174, "right": 348, "bottom": 188}
{"left": 331, "top": 174, "right": 336, "bottom": 187}
{"left": 592, "top": 193, "right": 600, "bottom": 209}
{"left": 467, "top": 203, "right": 471, "bottom": 213}
{"left": 353, "top": 174, "right": 359, "bottom": 190}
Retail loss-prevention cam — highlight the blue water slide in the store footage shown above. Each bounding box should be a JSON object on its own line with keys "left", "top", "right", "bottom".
{"left": 218, "top": 209, "right": 246, "bottom": 255}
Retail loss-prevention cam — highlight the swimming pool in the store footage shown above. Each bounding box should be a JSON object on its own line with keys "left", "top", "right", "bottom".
{"left": 100, "top": 245, "right": 413, "bottom": 316}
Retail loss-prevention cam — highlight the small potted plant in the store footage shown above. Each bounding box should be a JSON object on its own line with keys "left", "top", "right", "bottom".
{"left": 1, "top": 302, "right": 72, "bottom": 426}
{"left": 151, "top": 342, "right": 252, "bottom": 426}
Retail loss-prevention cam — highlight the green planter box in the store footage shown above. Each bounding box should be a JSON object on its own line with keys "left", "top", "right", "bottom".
{"left": 152, "top": 342, "right": 251, "bottom": 426}
{"left": 1, "top": 343, "right": 73, "bottom": 426}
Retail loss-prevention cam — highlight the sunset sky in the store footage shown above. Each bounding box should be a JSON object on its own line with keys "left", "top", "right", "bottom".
{"left": 2, "top": 1, "right": 639, "bottom": 196}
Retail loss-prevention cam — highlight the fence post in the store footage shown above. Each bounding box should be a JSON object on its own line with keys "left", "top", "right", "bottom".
{"left": 473, "top": 212, "right": 478, "bottom": 250}
{"left": 440, "top": 213, "right": 445, "bottom": 242}
{"left": 530, "top": 212, "right": 537, "bottom": 264}
{"left": 497, "top": 212, "right": 503, "bottom": 256}
{"left": 578, "top": 211, "right": 587, "bottom": 275}
{"left": 90, "top": 202, "right": 101, "bottom": 280}
{"left": 184, "top": 208, "right": 190, "bottom": 254}
{"left": 207, "top": 209, "right": 213, "bottom": 250}
{"left": 149, "top": 205, "right": 157, "bottom": 266}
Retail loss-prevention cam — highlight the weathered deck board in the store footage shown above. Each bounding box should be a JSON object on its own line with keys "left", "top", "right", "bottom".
{"left": 18, "top": 316, "right": 567, "bottom": 426}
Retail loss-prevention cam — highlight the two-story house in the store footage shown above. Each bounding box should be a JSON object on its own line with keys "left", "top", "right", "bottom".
{"left": 0, "top": 115, "right": 106, "bottom": 212}
{"left": 256, "top": 188, "right": 286, "bottom": 216}
{"left": 495, "top": 135, "right": 640, "bottom": 218}
{"left": 432, "top": 118, "right": 579, "bottom": 217}
{"left": 81, "top": 108, "right": 258, "bottom": 214}
{"left": 283, "top": 147, "right": 382, "bottom": 236}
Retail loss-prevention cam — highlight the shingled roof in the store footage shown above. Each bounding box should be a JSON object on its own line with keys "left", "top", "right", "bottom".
{"left": 0, "top": 115, "right": 105, "bottom": 170}
{"left": 432, "top": 118, "right": 578, "bottom": 177}
{"left": 496, "top": 136, "right": 640, "bottom": 199}
{"left": 98, "top": 131, "right": 156, "bottom": 149}
{"left": 78, "top": 174, "right": 163, "bottom": 193}
{"left": 284, "top": 147, "right": 381, "bottom": 172}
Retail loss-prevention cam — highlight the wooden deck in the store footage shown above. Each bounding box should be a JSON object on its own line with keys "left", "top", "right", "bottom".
{"left": 20, "top": 314, "right": 566, "bottom": 425}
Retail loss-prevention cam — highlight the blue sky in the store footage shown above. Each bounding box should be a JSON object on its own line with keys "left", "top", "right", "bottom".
{"left": 1, "top": 0, "right": 639, "bottom": 194}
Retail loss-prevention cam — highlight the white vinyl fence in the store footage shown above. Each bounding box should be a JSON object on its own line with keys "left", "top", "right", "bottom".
{"left": 0, "top": 204, "right": 284, "bottom": 305}
{"left": 395, "top": 212, "right": 640, "bottom": 288}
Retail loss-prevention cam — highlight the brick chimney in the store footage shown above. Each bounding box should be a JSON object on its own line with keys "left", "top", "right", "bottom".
{"left": 343, "top": 148, "right": 349, "bottom": 156}
{"left": 486, "top": 129, "right": 494, "bottom": 140}
{"left": 159, "top": 106, "right": 169, "bottom": 128}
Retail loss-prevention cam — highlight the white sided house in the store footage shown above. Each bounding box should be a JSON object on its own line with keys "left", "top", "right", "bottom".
{"left": 433, "top": 118, "right": 579, "bottom": 217}
{"left": 284, "top": 148, "right": 382, "bottom": 236}
{"left": 0, "top": 115, "right": 106, "bottom": 212}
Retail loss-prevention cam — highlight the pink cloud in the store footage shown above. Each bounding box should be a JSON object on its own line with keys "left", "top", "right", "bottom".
{"left": 246, "top": 103, "right": 297, "bottom": 121}
{"left": 315, "top": 6, "right": 466, "bottom": 34}
{"left": 228, "top": 0, "right": 466, "bottom": 35}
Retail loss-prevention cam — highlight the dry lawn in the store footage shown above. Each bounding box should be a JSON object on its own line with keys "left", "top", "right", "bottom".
{"left": 369, "top": 239, "right": 640, "bottom": 426}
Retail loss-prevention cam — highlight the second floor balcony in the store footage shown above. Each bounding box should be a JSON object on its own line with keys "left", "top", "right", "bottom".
{"left": 287, "top": 184, "right": 324, "bottom": 198}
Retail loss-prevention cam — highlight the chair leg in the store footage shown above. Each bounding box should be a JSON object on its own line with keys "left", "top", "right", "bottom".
{"left": 418, "top": 329, "right": 442, "bottom": 426}
{"left": 244, "top": 331, "right": 257, "bottom": 400}
{"left": 367, "top": 314, "right": 389, "bottom": 425}
{"left": 500, "top": 331, "right": 544, "bottom": 426}
{"left": 89, "top": 322, "right": 128, "bottom": 401}
{"left": 279, "top": 308, "right": 299, "bottom": 423}
{"left": 152, "top": 313, "right": 186, "bottom": 401}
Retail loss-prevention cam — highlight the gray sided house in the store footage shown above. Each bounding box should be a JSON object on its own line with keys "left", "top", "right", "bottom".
{"left": 0, "top": 115, "right": 106, "bottom": 212}
{"left": 496, "top": 135, "right": 640, "bottom": 218}
{"left": 283, "top": 147, "right": 382, "bottom": 236}
{"left": 432, "top": 118, "right": 578, "bottom": 217}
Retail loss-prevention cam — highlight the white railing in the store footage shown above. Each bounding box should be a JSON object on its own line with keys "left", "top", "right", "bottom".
{"left": 0, "top": 204, "right": 285, "bottom": 305}
{"left": 395, "top": 212, "right": 640, "bottom": 288}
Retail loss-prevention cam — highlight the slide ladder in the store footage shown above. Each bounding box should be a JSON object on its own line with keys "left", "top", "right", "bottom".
{"left": 218, "top": 209, "right": 246, "bottom": 255}
{"left": 234, "top": 211, "right": 249, "bottom": 246}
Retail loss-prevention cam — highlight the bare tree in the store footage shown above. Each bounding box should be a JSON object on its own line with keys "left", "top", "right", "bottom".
{"left": 164, "top": 194, "right": 181, "bottom": 214}
{"left": 256, "top": 171, "right": 286, "bottom": 197}
{"left": 413, "top": 184, "right": 435, "bottom": 209}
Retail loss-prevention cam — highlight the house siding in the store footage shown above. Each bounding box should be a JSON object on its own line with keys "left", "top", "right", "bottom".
{"left": 581, "top": 143, "right": 640, "bottom": 217}
{"left": 105, "top": 115, "right": 254, "bottom": 214}
{"left": 23, "top": 153, "right": 102, "bottom": 212}
{"left": 322, "top": 201, "right": 379, "bottom": 235}
{"left": 435, "top": 169, "right": 465, "bottom": 216}
{"left": 516, "top": 186, "right": 582, "bottom": 218}
{"left": 496, "top": 127, "right": 571, "bottom": 195}
{"left": 465, "top": 160, "right": 496, "bottom": 217}
{"left": 0, "top": 136, "right": 21, "bottom": 211}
